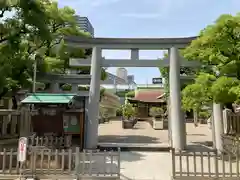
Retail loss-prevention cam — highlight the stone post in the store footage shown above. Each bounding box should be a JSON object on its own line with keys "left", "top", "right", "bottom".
{"left": 169, "top": 47, "right": 186, "bottom": 150}
{"left": 72, "top": 84, "right": 79, "bottom": 93}
{"left": 50, "top": 83, "right": 59, "bottom": 92}
{"left": 213, "top": 103, "right": 224, "bottom": 153}
{"left": 86, "top": 47, "right": 102, "bottom": 149}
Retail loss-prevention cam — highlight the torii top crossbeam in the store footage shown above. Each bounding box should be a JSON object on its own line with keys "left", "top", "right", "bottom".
{"left": 64, "top": 36, "right": 197, "bottom": 49}
{"left": 65, "top": 36, "right": 200, "bottom": 67}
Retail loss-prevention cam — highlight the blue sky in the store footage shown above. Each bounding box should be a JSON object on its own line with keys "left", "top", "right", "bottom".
{"left": 58, "top": 0, "right": 240, "bottom": 84}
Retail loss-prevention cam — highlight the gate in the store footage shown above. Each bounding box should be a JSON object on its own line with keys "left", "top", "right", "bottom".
{"left": 172, "top": 148, "right": 240, "bottom": 180}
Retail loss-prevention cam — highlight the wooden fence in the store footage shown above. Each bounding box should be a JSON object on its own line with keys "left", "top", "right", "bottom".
{"left": 0, "top": 109, "right": 31, "bottom": 139}
{"left": 28, "top": 135, "right": 72, "bottom": 149}
{"left": 222, "top": 135, "right": 240, "bottom": 157}
{"left": 0, "top": 110, "right": 20, "bottom": 139}
{"left": 223, "top": 110, "right": 240, "bottom": 135}
{"left": 172, "top": 148, "right": 240, "bottom": 180}
{"left": 0, "top": 147, "right": 121, "bottom": 179}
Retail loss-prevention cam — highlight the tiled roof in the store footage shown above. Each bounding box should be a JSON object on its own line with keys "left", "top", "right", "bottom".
{"left": 134, "top": 89, "right": 164, "bottom": 102}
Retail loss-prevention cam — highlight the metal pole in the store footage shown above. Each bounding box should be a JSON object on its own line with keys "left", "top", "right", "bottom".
{"left": 32, "top": 55, "right": 37, "bottom": 93}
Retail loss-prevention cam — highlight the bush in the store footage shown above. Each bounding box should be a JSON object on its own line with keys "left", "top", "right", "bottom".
{"left": 116, "top": 107, "right": 123, "bottom": 116}
{"left": 149, "top": 107, "right": 164, "bottom": 117}
{"left": 61, "top": 83, "right": 72, "bottom": 91}
{"left": 125, "top": 91, "right": 135, "bottom": 98}
{"left": 122, "top": 103, "right": 136, "bottom": 119}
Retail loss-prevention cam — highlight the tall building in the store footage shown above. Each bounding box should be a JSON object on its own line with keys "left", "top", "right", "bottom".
{"left": 74, "top": 15, "right": 94, "bottom": 37}
{"left": 127, "top": 75, "right": 134, "bottom": 84}
{"left": 116, "top": 68, "right": 128, "bottom": 81}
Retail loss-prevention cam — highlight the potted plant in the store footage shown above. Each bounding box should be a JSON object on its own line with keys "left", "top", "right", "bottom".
{"left": 122, "top": 103, "right": 136, "bottom": 129}
{"left": 149, "top": 107, "right": 165, "bottom": 130}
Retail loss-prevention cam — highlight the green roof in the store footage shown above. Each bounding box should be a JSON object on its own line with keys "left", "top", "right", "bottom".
{"left": 21, "top": 93, "right": 76, "bottom": 104}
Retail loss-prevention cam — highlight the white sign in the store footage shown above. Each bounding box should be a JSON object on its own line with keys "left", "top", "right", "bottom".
{"left": 18, "top": 137, "right": 28, "bottom": 162}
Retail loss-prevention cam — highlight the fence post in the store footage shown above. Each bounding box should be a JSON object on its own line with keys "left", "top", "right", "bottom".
{"left": 117, "top": 147, "right": 121, "bottom": 178}
{"left": 214, "top": 150, "right": 219, "bottom": 178}
{"left": 2, "top": 115, "right": 7, "bottom": 136}
{"left": 75, "top": 147, "right": 80, "bottom": 177}
{"left": 171, "top": 148, "right": 176, "bottom": 179}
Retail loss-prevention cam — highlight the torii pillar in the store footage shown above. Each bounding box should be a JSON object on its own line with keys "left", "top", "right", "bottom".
{"left": 85, "top": 47, "right": 102, "bottom": 149}
{"left": 169, "top": 47, "right": 186, "bottom": 150}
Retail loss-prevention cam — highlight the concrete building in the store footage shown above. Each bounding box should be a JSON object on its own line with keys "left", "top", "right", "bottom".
{"left": 103, "top": 72, "right": 128, "bottom": 85}
{"left": 75, "top": 16, "right": 94, "bottom": 37}
{"left": 116, "top": 68, "right": 128, "bottom": 81}
{"left": 127, "top": 75, "right": 134, "bottom": 84}
{"left": 68, "top": 70, "right": 136, "bottom": 88}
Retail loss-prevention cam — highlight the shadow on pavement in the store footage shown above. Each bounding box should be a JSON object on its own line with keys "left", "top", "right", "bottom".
{"left": 187, "top": 133, "right": 206, "bottom": 136}
{"left": 120, "top": 151, "right": 146, "bottom": 162}
{"left": 98, "top": 135, "right": 160, "bottom": 144}
{"left": 191, "top": 141, "right": 213, "bottom": 147}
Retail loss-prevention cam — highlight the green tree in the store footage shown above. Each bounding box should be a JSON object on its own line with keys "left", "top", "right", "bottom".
{"left": 182, "top": 14, "right": 240, "bottom": 110}
{"left": 182, "top": 73, "right": 216, "bottom": 111}
{"left": 184, "top": 14, "right": 240, "bottom": 78}
{"left": 0, "top": 0, "right": 106, "bottom": 108}
{"left": 41, "top": 1, "right": 107, "bottom": 79}
{"left": 159, "top": 53, "right": 195, "bottom": 96}
{"left": 0, "top": 0, "right": 50, "bottom": 100}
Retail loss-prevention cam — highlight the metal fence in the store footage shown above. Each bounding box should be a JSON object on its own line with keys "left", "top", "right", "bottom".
{"left": 0, "top": 147, "right": 121, "bottom": 179}
{"left": 172, "top": 148, "right": 240, "bottom": 180}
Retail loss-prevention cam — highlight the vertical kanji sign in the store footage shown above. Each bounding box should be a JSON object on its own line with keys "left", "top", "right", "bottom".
{"left": 17, "top": 137, "right": 28, "bottom": 162}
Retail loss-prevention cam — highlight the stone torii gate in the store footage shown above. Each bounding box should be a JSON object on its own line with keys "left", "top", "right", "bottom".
{"left": 65, "top": 36, "right": 200, "bottom": 150}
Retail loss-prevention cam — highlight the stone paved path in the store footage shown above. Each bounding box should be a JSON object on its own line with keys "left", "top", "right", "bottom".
{"left": 98, "top": 119, "right": 213, "bottom": 148}
{"left": 120, "top": 151, "right": 172, "bottom": 180}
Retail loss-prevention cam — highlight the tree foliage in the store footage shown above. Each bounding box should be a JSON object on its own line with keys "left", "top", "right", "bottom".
{"left": 122, "top": 103, "right": 136, "bottom": 119}
{"left": 125, "top": 91, "right": 135, "bottom": 98}
{"left": 0, "top": 0, "right": 107, "bottom": 108}
{"left": 182, "top": 13, "right": 240, "bottom": 110}
{"left": 182, "top": 73, "right": 216, "bottom": 111}
{"left": 183, "top": 14, "right": 240, "bottom": 78}
{"left": 159, "top": 53, "right": 195, "bottom": 96}
{"left": 0, "top": 0, "right": 50, "bottom": 96}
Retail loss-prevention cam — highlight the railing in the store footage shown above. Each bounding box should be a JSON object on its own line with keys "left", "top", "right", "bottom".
{"left": 224, "top": 110, "right": 240, "bottom": 135}
{"left": 0, "top": 147, "right": 121, "bottom": 179}
{"left": 172, "top": 148, "right": 240, "bottom": 180}
{"left": 28, "top": 135, "right": 72, "bottom": 148}
{"left": 0, "top": 109, "right": 31, "bottom": 140}
{"left": 222, "top": 135, "right": 240, "bottom": 156}
{"left": 0, "top": 111, "right": 20, "bottom": 139}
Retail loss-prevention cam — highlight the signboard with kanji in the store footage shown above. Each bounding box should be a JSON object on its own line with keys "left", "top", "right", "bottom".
{"left": 152, "top": 78, "right": 162, "bottom": 84}
{"left": 18, "top": 137, "right": 28, "bottom": 162}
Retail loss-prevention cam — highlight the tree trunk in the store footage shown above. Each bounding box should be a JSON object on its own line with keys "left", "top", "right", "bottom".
{"left": 225, "top": 103, "right": 234, "bottom": 112}
{"left": 12, "top": 95, "right": 17, "bottom": 109}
